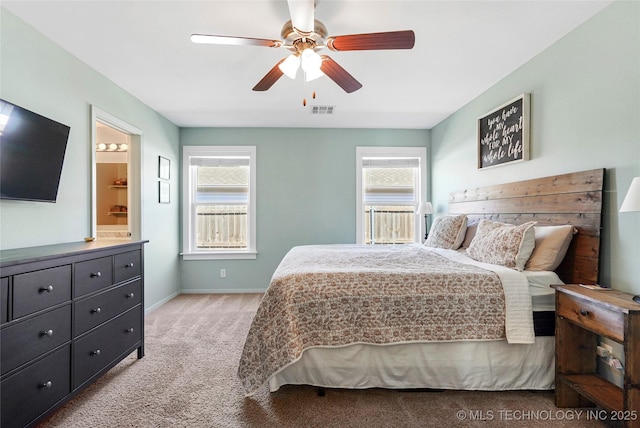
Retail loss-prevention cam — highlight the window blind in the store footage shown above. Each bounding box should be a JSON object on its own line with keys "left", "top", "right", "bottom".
{"left": 193, "top": 156, "right": 249, "bottom": 204}
{"left": 361, "top": 158, "right": 420, "bottom": 168}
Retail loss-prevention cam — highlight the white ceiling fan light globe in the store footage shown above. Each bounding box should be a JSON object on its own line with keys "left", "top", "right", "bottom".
{"left": 301, "top": 48, "right": 322, "bottom": 73}
{"left": 304, "top": 67, "right": 324, "bottom": 82}
{"left": 279, "top": 54, "right": 300, "bottom": 79}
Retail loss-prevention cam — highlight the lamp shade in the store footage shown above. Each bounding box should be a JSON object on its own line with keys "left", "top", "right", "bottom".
{"left": 620, "top": 177, "right": 640, "bottom": 212}
{"left": 416, "top": 202, "right": 433, "bottom": 215}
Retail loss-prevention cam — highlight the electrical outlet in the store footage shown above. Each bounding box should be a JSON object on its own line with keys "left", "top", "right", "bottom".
{"left": 220, "top": 268, "right": 226, "bottom": 278}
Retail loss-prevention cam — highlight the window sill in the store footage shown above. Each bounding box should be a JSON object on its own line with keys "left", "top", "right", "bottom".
{"left": 180, "top": 251, "right": 257, "bottom": 261}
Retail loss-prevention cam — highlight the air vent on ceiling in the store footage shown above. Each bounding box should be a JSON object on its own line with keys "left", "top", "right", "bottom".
{"left": 310, "top": 105, "right": 335, "bottom": 115}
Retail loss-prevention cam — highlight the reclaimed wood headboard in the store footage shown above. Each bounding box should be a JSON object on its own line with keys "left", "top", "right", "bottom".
{"left": 448, "top": 168, "right": 605, "bottom": 285}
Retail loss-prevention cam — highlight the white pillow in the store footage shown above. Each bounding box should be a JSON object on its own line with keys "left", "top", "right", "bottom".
{"left": 525, "top": 225, "right": 576, "bottom": 271}
{"left": 466, "top": 220, "right": 537, "bottom": 271}
{"left": 461, "top": 219, "right": 480, "bottom": 248}
{"left": 424, "top": 215, "right": 468, "bottom": 249}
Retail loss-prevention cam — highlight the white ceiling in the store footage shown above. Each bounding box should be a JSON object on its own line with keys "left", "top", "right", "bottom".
{"left": 3, "top": 0, "right": 612, "bottom": 129}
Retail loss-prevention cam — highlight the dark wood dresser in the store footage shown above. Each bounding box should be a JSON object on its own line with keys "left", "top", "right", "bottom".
{"left": 0, "top": 240, "right": 147, "bottom": 428}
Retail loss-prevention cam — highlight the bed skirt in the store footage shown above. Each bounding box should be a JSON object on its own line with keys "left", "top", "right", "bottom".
{"left": 268, "top": 336, "right": 555, "bottom": 392}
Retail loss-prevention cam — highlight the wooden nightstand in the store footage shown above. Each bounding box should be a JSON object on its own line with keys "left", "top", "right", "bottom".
{"left": 553, "top": 284, "right": 640, "bottom": 427}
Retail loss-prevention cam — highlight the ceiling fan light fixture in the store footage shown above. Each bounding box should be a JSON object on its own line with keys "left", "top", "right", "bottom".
{"left": 301, "top": 48, "right": 322, "bottom": 73}
{"left": 304, "top": 67, "right": 324, "bottom": 82}
{"left": 279, "top": 54, "right": 300, "bottom": 79}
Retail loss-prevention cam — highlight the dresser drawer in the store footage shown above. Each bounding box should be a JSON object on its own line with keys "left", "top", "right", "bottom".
{"left": 1, "top": 305, "right": 72, "bottom": 375}
{"left": 75, "top": 256, "right": 113, "bottom": 298}
{"left": 73, "top": 307, "right": 141, "bottom": 388}
{"left": 556, "top": 292, "right": 625, "bottom": 341}
{"left": 1, "top": 277, "right": 8, "bottom": 324}
{"left": 13, "top": 266, "right": 71, "bottom": 319}
{"left": 1, "top": 345, "right": 71, "bottom": 428}
{"left": 74, "top": 280, "right": 142, "bottom": 336}
{"left": 114, "top": 250, "right": 141, "bottom": 284}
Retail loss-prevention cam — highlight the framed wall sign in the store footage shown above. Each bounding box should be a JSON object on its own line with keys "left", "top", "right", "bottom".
{"left": 477, "top": 93, "right": 530, "bottom": 169}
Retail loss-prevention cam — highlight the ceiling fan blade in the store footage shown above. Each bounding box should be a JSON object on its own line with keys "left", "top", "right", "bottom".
{"left": 319, "top": 55, "right": 362, "bottom": 93}
{"left": 326, "top": 30, "right": 415, "bottom": 51}
{"left": 287, "top": 0, "right": 315, "bottom": 35}
{"left": 191, "top": 34, "right": 282, "bottom": 48}
{"left": 252, "top": 59, "right": 286, "bottom": 91}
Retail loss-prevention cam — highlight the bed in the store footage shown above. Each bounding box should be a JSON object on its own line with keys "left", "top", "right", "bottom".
{"left": 238, "top": 169, "right": 605, "bottom": 395}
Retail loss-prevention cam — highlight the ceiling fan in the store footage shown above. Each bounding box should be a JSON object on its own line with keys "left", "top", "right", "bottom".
{"left": 191, "top": 0, "right": 415, "bottom": 94}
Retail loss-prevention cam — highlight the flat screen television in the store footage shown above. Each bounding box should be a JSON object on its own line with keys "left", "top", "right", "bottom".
{"left": 0, "top": 99, "right": 70, "bottom": 202}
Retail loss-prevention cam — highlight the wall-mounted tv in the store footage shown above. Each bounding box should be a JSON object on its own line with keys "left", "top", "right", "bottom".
{"left": 0, "top": 99, "right": 70, "bottom": 203}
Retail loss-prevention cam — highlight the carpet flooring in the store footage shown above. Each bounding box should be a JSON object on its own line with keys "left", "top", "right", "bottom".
{"left": 39, "top": 294, "right": 616, "bottom": 428}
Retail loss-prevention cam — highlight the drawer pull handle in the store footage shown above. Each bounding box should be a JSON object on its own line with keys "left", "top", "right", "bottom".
{"left": 39, "top": 285, "right": 54, "bottom": 293}
{"left": 41, "top": 329, "right": 54, "bottom": 337}
{"left": 90, "top": 271, "right": 102, "bottom": 278}
{"left": 39, "top": 381, "right": 53, "bottom": 389}
{"left": 91, "top": 307, "right": 102, "bottom": 314}
{"left": 125, "top": 262, "right": 135, "bottom": 268}
{"left": 126, "top": 327, "right": 134, "bottom": 333}
{"left": 91, "top": 349, "right": 101, "bottom": 356}
{"left": 579, "top": 309, "right": 589, "bottom": 316}
{"left": 126, "top": 292, "right": 135, "bottom": 298}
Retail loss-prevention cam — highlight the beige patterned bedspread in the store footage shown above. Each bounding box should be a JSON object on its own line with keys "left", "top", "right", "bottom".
{"left": 238, "top": 244, "right": 514, "bottom": 394}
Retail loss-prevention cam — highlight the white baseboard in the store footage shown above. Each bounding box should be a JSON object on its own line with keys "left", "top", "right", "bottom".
{"left": 145, "top": 291, "right": 179, "bottom": 314}
{"left": 179, "top": 288, "right": 265, "bottom": 294}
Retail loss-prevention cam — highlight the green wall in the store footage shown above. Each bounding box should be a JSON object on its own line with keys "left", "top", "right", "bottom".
{"left": 0, "top": 9, "right": 182, "bottom": 311}
{"left": 2, "top": 0, "right": 638, "bottom": 307}
{"left": 431, "top": 1, "right": 640, "bottom": 294}
{"left": 179, "top": 128, "right": 429, "bottom": 292}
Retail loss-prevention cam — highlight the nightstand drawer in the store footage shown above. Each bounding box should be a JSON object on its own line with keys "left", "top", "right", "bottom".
{"left": 13, "top": 265, "right": 71, "bottom": 319}
{"left": 114, "top": 250, "right": 141, "bottom": 284}
{"left": 1, "top": 345, "right": 71, "bottom": 428}
{"left": 1, "top": 304, "right": 72, "bottom": 375}
{"left": 557, "top": 292, "right": 625, "bottom": 341}
{"left": 74, "top": 280, "right": 142, "bottom": 336}
{"left": 75, "top": 256, "right": 113, "bottom": 298}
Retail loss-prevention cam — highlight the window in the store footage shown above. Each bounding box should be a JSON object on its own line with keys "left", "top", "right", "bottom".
{"left": 356, "top": 147, "right": 427, "bottom": 244}
{"left": 182, "top": 146, "right": 256, "bottom": 259}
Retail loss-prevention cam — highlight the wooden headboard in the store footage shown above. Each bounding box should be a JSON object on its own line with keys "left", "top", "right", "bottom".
{"left": 448, "top": 168, "right": 605, "bottom": 285}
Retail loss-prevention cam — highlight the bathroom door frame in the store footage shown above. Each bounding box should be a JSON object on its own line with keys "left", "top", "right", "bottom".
{"left": 90, "top": 106, "right": 143, "bottom": 241}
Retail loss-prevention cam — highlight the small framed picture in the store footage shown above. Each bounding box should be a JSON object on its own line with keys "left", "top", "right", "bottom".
{"left": 159, "top": 156, "right": 170, "bottom": 180}
{"left": 159, "top": 181, "right": 170, "bottom": 204}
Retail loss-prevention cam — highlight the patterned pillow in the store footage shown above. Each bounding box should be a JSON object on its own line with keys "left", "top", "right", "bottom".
{"left": 424, "top": 215, "right": 468, "bottom": 249}
{"left": 466, "top": 220, "right": 537, "bottom": 271}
